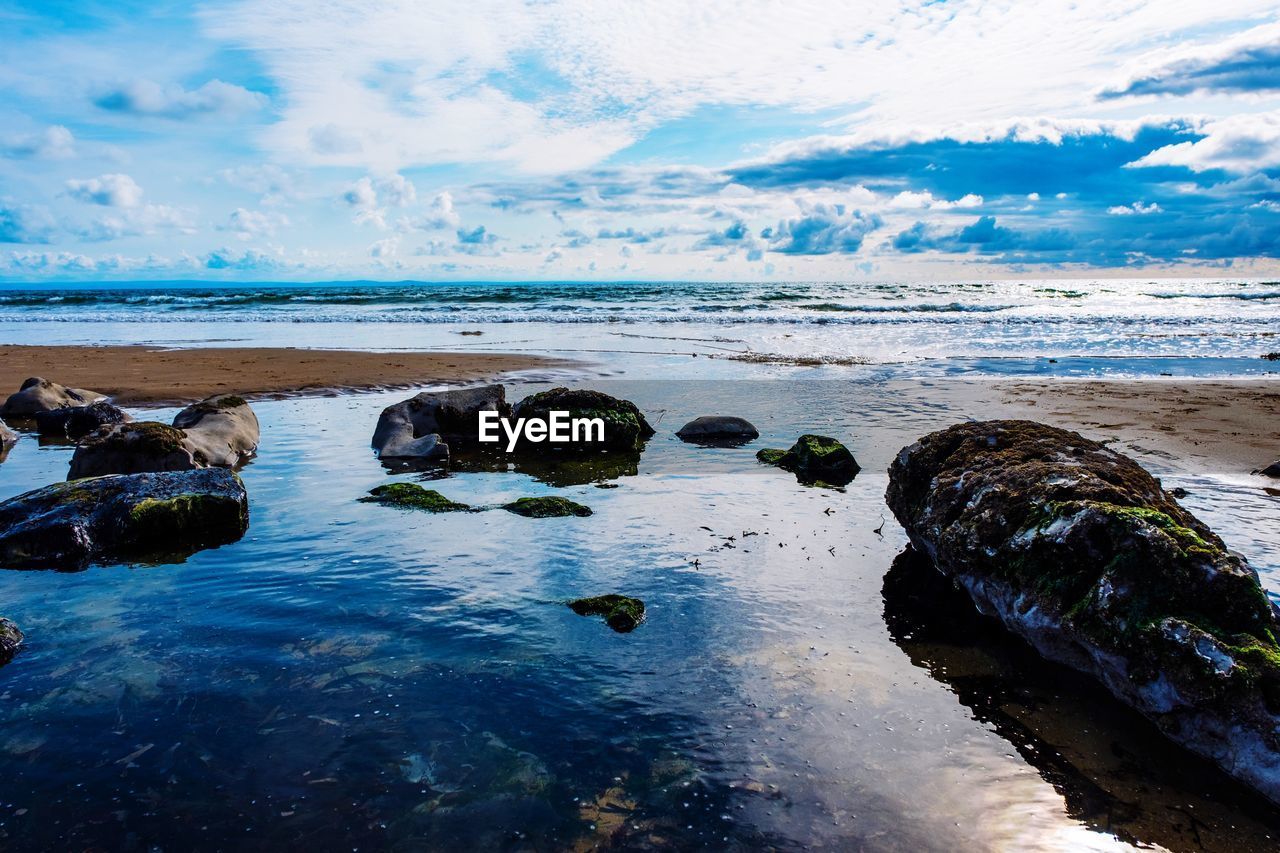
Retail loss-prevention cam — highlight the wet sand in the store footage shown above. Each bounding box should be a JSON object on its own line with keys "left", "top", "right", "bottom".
{"left": 990, "top": 379, "right": 1280, "bottom": 479}
{"left": 0, "top": 345, "right": 566, "bottom": 406}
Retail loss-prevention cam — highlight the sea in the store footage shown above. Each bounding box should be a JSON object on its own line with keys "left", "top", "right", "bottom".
{"left": 0, "top": 278, "right": 1277, "bottom": 851}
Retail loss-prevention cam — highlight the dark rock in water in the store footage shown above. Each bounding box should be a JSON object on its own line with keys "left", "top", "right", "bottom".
{"left": 67, "top": 395, "right": 259, "bottom": 479}
{"left": 512, "top": 387, "right": 654, "bottom": 452}
{"left": 568, "top": 595, "right": 645, "bottom": 632}
{"left": 0, "top": 617, "right": 21, "bottom": 666}
{"left": 360, "top": 483, "right": 471, "bottom": 512}
{"left": 756, "top": 434, "right": 859, "bottom": 486}
{"left": 35, "top": 401, "right": 131, "bottom": 440}
{"left": 1257, "top": 461, "right": 1280, "bottom": 478}
{"left": 886, "top": 419, "right": 1280, "bottom": 805}
{"left": 502, "top": 496, "right": 592, "bottom": 518}
{"left": 68, "top": 421, "right": 200, "bottom": 479}
{"left": 373, "top": 384, "right": 508, "bottom": 461}
{"left": 1262, "top": 352, "right": 1279, "bottom": 361}
{"left": 0, "top": 468, "right": 249, "bottom": 570}
{"left": 1, "top": 377, "right": 106, "bottom": 419}
{"left": 173, "top": 394, "right": 259, "bottom": 467}
{"left": 1170, "top": 487, "right": 1191, "bottom": 498}
{"left": 675, "top": 415, "right": 759, "bottom": 446}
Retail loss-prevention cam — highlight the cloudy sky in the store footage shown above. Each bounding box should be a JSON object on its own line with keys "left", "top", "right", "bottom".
{"left": 2, "top": 1, "right": 1280, "bottom": 281}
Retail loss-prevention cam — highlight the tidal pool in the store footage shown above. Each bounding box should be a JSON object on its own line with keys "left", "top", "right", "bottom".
{"left": 0, "top": 380, "right": 1277, "bottom": 850}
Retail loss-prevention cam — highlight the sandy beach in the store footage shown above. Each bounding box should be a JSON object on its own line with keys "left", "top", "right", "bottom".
{"left": 0, "top": 345, "right": 564, "bottom": 406}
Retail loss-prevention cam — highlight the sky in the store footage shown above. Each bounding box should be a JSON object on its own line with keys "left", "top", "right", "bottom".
{"left": 2, "top": 1, "right": 1280, "bottom": 282}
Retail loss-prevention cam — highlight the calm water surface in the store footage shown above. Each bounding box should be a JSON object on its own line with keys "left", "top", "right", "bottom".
{"left": 1, "top": 380, "right": 1278, "bottom": 851}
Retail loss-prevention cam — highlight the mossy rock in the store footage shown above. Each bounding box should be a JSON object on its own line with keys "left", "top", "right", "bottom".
{"left": 360, "top": 483, "right": 471, "bottom": 512}
{"left": 502, "top": 496, "right": 593, "bottom": 518}
{"left": 0, "top": 617, "right": 21, "bottom": 666}
{"left": 512, "top": 387, "right": 655, "bottom": 452}
{"left": 569, "top": 595, "right": 645, "bottom": 632}
{"left": 757, "top": 434, "right": 859, "bottom": 486}
{"left": 886, "top": 419, "right": 1280, "bottom": 805}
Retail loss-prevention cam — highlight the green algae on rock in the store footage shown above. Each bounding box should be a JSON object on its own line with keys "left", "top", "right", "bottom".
{"left": 360, "top": 483, "right": 471, "bottom": 512}
{"left": 0, "top": 617, "right": 21, "bottom": 666}
{"left": 756, "top": 434, "right": 859, "bottom": 486}
{"left": 512, "top": 387, "right": 655, "bottom": 452}
{"left": 502, "top": 496, "right": 593, "bottom": 518}
{"left": 0, "top": 468, "right": 249, "bottom": 570}
{"left": 886, "top": 418, "right": 1280, "bottom": 805}
{"left": 568, "top": 595, "right": 645, "bottom": 632}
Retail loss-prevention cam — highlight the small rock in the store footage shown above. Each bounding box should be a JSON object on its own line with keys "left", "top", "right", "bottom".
{"left": 0, "top": 617, "right": 21, "bottom": 666}
{"left": 568, "top": 595, "right": 645, "bottom": 632}
{"left": 675, "top": 416, "right": 759, "bottom": 446}
{"left": 359, "top": 483, "right": 471, "bottom": 512}
{"left": 0, "top": 468, "right": 249, "bottom": 570}
{"left": 0, "top": 421, "right": 16, "bottom": 461}
{"left": 1262, "top": 352, "right": 1280, "bottom": 361}
{"left": 1, "top": 377, "right": 106, "bottom": 419}
{"left": 756, "top": 434, "right": 859, "bottom": 486}
{"left": 35, "top": 401, "right": 132, "bottom": 440}
{"left": 1257, "top": 461, "right": 1280, "bottom": 478}
{"left": 502, "top": 496, "right": 592, "bottom": 518}
{"left": 1169, "top": 487, "right": 1190, "bottom": 498}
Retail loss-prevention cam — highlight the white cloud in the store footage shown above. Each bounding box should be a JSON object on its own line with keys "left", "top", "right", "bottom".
{"left": 65, "top": 173, "right": 145, "bottom": 208}
{"left": 342, "top": 173, "right": 418, "bottom": 228}
{"left": 220, "top": 207, "right": 289, "bottom": 240}
{"left": 889, "top": 190, "right": 983, "bottom": 210}
{"left": 1107, "top": 201, "right": 1163, "bottom": 215}
{"left": 95, "top": 79, "right": 268, "bottom": 118}
{"left": 1128, "top": 111, "right": 1280, "bottom": 173}
{"left": 2, "top": 125, "right": 75, "bottom": 159}
{"left": 370, "top": 236, "right": 399, "bottom": 258}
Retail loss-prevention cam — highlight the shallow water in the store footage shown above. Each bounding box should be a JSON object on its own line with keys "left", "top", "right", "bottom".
{"left": 1, "top": 380, "right": 1278, "bottom": 851}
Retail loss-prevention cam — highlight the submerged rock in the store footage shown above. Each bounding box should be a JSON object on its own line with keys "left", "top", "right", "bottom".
{"left": 68, "top": 421, "right": 200, "bottom": 479}
{"left": 756, "top": 434, "right": 859, "bottom": 486}
{"left": 0, "top": 468, "right": 249, "bottom": 570}
{"left": 0, "top": 617, "right": 20, "bottom": 666}
{"left": 173, "top": 394, "right": 259, "bottom": 467}
{"left": 0, "top": 377, "right": 106, "bottom": 419}
{"left": 568, "top": 595, "right": 645, "bottom": 632}
{"left": 360, "top": 483, "right": 471, "bottom": 512}
{"left": 675, "top": 415, "right": 759, "bottom": 446}
{"left": 502, "top": 496, "right": 593, "bottom": 518}
{"left": 373, "top": 384, "right": 508, "bottom": 461}
{"left": 512, "top": 387, "right": 654, "bottom": 452}
{"left": 886, "top": 419, "right": 1280, "bottom": 805}
{"left": 35, "top": 401, "right": 131, "bottom": 440}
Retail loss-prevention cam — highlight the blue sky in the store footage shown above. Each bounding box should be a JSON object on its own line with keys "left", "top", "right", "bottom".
{"left": 2, "top": 1, "right": 1280, "bottom": 281}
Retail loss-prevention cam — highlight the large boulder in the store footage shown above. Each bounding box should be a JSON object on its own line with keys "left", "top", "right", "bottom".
{"left": 756, "top": 434, "right": 859, "bottom": 486}
{"left": 68, "top": 422, "right": 200, "bottom": 480}
{"left": 35, "top": 401, "right": 131, "bottom": 440}
{"left": 372, "top": 384, "right": 509, "bottom": 461}
{"left": 511, "top": 387, "right": 654, "bottom": 452}
{"left": 1, "top": 377, "right": 105, "bottom": 419}
{"left": 675, "top": 415, "right": 759, "bottom": 446}
{"left": 0, "top": 617, "right": 20, "bottom": 666}
{"left": 173, "top": 394, "right": 259, "bottom": 467}
{"left": 886, "top": 419, "right": 1280, "bottom": 805}
{"left": 0, "top": 468, "right": 249, "bottom": 570}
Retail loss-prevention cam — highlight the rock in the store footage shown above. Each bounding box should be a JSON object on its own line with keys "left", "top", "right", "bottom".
{"left": 0, "top": 421, "right": 15, "bottom": 461}
{"left": 0, "top": 468, "right": 249, "bottom": 570}
{"left": 568, "top": 595, "right": 645, "bottom": 632}
{"left": 1262, "top": 352, "right": 1279, "bottom": 361}
{"left": 68, "top": 422, "right": 200, "bottom": 480}
{"left": 502, "top": 496, "right": 593, "bottom": 518}
{"left": 0, "top": 617, "right": 21, "bottom": 666}
{"left": 372, "top": 384, "right": 508, "bottom": 461}
{"left": 512, "top": 387, "right": 654, "bottom": 452}
{"left": 675, "top": 415, "right": 759, "bottom": 445}
{"left": 360, "top": 483, "right": 471, "bottom": 512}
{"left": 0, "top": 377, "right": 105, "bottom": 419}
{"left": 1257, "top": 461, "right": 1280, "bottom": 478}
{"left": 756, "top": 434, "right": 859, "bottom": 486}
{"left": 173, "top": 394, "right": 259, "bottom": 467}
{"left": 34, "top": 401, "right": 132, "bottom": 440}
{"left": 886, "top": 419, "right": 1280, "bottom": 805}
